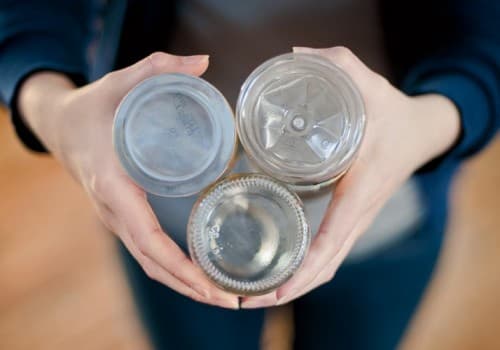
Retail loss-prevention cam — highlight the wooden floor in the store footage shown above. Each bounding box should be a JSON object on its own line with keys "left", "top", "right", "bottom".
{"left": 0, "top": 106, "right": 498, "bottom": 350}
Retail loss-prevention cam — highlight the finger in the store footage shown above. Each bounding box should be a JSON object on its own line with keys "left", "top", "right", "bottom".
{"left": 276, "top": 186, "right": 382, "bottom": 305}
{"left": 242, "top": 220, "right": 354, "bottom": 309}
{"left": 96, "top": 200, "right": 220, "bottom": 305}
{"left": 105, "top": 176, "right": 239, "bottom": 308}
{"left": 275, "top": 167, "right": 372, "bottom": 301}
{"left": 122, "top": 230, "right": 237, "bottom": 308}
{"left": 93, "top": 200, "right": 119, "bottom": 233}
{"left": 275, "top": 178, "right": 356, "bottom": 298}
{"left": 240, "top": 291, "right": 278, "bottom": 309}
{"left": 150, "top": 230, "right": 239, "bottom": 306}
{"left": 276, "top": 224, "right": 357, "bottom": 305}
{"left": 276, "top": 156, "right": 396, "bottom": 303}
{"left": 292, "top": 46, "right": 382, "bottom": 95}
{"left": 101, "top": 51, "right": 209, "bottom": 99}
{"left": 119, "top": 228, "right": 214, "bottom": 302}
{"left": 240, "top": 192, "right": 356, "bottom": 309}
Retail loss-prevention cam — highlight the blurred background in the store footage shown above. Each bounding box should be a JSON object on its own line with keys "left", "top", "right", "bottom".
{"left": 0, "top": 103, "right": 499, "bottom": 349}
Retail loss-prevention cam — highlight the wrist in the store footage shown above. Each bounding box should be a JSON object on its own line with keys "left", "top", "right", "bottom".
{"left": 405, "top": 94, "right": 461, "bottom": 169}
{"left": 18, "top": 71, "right": 76, "bottom": 153}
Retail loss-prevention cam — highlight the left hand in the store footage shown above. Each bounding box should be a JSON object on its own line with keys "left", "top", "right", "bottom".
{"left": 241, "top": 46, "right": 460, "bottom": 308}
{"left": 18, "top": 53, "right": 239, "bottom": 309}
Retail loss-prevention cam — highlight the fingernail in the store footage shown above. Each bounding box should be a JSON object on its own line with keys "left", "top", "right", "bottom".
{"left": 241, "top": 293, "right": 278, "bottom": 309}
{"left": 192, "top": 284, "right": 209, "bottom": 298}
{"left": 293, "top": 46, "right": 314, "bottom": 53}
{"left": 181, "top": 55, "right": 209, "bottom": 65}
{"left": 218, "top": 297, "right": 239, "bottom": 310}
{"left": 276, "top": 297, "right": 289, "bottom": 306}
{"left": 241, "top": 300, "right": 264, "bottom": 309}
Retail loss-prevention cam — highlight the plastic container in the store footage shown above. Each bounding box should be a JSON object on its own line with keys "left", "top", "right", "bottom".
{"left": 237, "top": 53, "right": 365, "bottom": 192}
{"left": 113, "top": 73, "right": 237, "bottom": 197}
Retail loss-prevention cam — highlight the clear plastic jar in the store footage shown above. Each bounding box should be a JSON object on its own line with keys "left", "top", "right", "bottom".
{"left": 188, "top": 174, "right": 310, "bottom": 295}
{"left": 236, "top": 53, "right": 366, "bottom": 192}
{"left": 113, "top": 73, "right": 237, "bottom": 197}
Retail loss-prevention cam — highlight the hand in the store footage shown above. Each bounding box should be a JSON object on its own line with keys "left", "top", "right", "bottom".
{"left": 19, "top": 52, "right": 239, "bottom": 309}
{"left": 241, "top": 46, "right": 461, "bottom": 308}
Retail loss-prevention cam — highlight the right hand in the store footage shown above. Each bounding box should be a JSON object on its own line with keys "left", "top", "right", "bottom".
{"left": 18, "top": 52, "right": 239, "bottom": 309}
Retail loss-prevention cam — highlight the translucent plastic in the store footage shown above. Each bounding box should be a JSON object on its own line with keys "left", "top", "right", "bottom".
{"left": 113, "top": 73, "right": 236, "bottom": 197}
{"left": 188, "top": 174, "right": 310, "bottom": 295}
{"left": 237, "top": 53, "right": 366, "bottom": 191}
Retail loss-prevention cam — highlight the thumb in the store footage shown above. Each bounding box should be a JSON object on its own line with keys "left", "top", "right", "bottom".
{"left": 101, "top": 51, "right": 209, "bottom": 98}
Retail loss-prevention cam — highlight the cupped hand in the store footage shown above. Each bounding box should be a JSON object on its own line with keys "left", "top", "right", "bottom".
{"left": 19, "top": 52, "right": 239, "bottom": 309}
{"left": 241, "top": 46, "right": 460, "bottom": 308}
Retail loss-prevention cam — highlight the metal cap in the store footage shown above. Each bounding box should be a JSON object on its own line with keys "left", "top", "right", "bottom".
{"left": 113, "top": 73, "right": 236, "bottom": 197}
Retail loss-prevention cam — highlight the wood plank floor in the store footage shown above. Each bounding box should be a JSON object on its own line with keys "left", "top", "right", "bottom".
{"left": 401, "top": 131, "right": 500, "bottom": 349}
{"left": 0, "top": 106, "right": 498, "bottom": 349}
{"left": 0, "top": 108, "right": 151, "bottom": 350}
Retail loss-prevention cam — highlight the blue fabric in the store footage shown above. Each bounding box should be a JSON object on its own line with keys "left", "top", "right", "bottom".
{"left": 118, "top": 242, "right": 266, "bottom": 350}
{"left": 88, "top": 0, "right": 128, "bottom": 81}
{"left": 293, "top": 220, "right": 442, "bottom": 350}
{"left": 0, "top": 0, "right": 93, "bottom": 151}
{"left": 119, "top": 215, "right": 442, "bottom": 350}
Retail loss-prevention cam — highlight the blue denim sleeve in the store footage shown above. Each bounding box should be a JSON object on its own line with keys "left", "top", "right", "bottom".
{"left": 0, "top": 0, "right": 93, "bottom": 152}
{"left": 382, "top": 0, "right": 500, "bottom": 171}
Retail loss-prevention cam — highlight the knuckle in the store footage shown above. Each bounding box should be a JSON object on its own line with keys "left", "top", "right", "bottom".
{"left": 148, "top": 51, "right": 165, "bottom": 60}
{"left": 142, "top": 262, "right": 158, "bottom": 281}
{"left": 148, "top": 51, "right": 169, "bottom": 64}
{"left": 326, "top": 271, "right": 335, "bottom": 282}
{"left": 132, "top": 232, "right": 149, "bottom": 255}
{"left": 147, "top": 51, "right": 179, "bottom": 71}
{"left": 168, "top": 264, "right": 183, "bottom": 280}
{"left": 333, "top": 45, "right": 353, "bottom": 56}
{"left": 330, "top": 46, "right": 354, "bottom": 66}
{"left": 373, "top": 73, "right": 391, "bottom": 92}
{"left": 100, "top": 71, "right": 119, "bottom": 86}
{"left": 151, "top": 225, "right": 163, "bottom": 236}
{"left": 188, "top": 291, "right": 204, "bottom": 303}
{"left": 116, "top": 174, "right": 146, "bottom": 199}
{"left": 365, "top": 74, "right": 393, "bottom": 106}
{"left": 316, "top": 227, "right": 330, "bottom": 238}
{"left": 128, "top": 181, "right": 147, "bottom": 199}
{"left": 174, "top": 254, "right": 191, "bottom": 272}
{"left": 376, "top": 73, "right": 390, "bottom": 87}
{"left": 88, "top": 169, "right": 117, "bottom": 198}
{"left": 322, "top": 262, "right": 337, "bottom": 283}
{"left": 93, "top": 177, "right": 113, "bottom": 198}
{"left": 318, "top": 273, "right": 332, "bottom": 286}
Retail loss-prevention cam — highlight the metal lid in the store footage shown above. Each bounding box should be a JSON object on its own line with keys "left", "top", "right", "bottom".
{"left": 236, "top": 53, "right": 365, "bottom": 189}
{"left": 188, "top": 174, "right": 310, "bottom": 295}
{"left": 113, "top": 73, "right": 236, "bottom": 197}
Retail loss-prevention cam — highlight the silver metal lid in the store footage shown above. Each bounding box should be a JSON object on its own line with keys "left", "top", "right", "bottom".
{"left": 236, "top": 53, "right": 365, "bottom": 190}
{"left": 113, "top": 73, "right": 236, "bottom": 197}
{"left": 188, "top": 174, "right": 310, "bottom": 295}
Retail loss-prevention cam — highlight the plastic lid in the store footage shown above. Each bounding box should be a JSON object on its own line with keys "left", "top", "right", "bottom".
{"left": 113, "top": 73, "right": 236, "bottom": 197}
{"left": 236, "top": 53, "right": 365, "bottom": 189}
{"left": 188, "top": 174, "right": 310, "bottom": 295}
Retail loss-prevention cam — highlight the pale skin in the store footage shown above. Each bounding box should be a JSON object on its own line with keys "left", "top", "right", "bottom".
{"left": 18, "top": 47, "right": 460, "bottom": 309}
